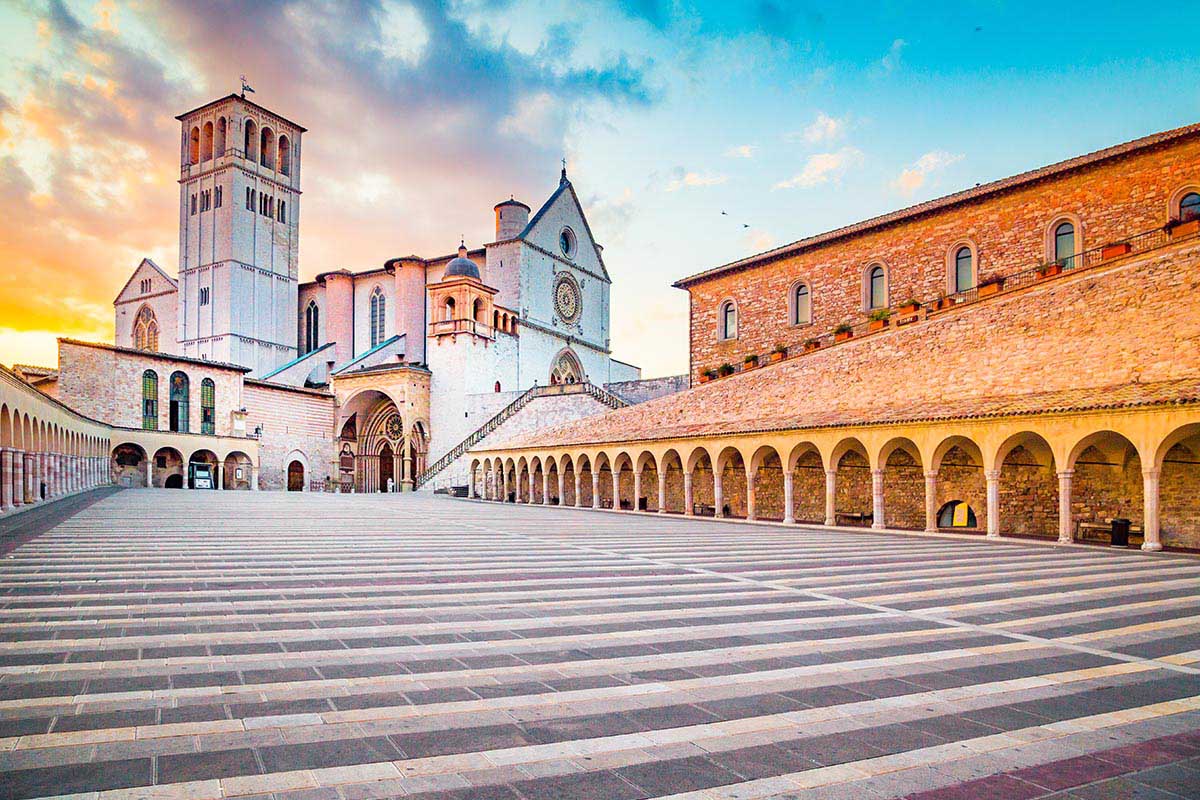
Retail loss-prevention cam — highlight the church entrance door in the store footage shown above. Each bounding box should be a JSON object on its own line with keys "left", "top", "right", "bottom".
{"left": 379, "top": 443, "right": 394, "bottom": 493}
{"left": 287, "top": 460, "right": 305, "bottom": 492}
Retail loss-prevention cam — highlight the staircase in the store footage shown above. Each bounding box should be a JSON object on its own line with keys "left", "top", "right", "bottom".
{"left": 416, "top": 382, "right": 628, "bottom": 490}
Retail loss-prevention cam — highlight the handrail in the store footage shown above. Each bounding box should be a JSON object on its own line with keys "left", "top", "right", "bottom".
{"left": 415, "top": 382, "right": 627, "bottom": 488}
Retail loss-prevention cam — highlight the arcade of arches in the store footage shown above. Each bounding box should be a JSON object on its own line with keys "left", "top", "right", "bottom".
{"left": 336, "top": 390, "right": 429, "bottom": 493}
{"left": 471, "top": 407, "right": 1200, "bottom": 551}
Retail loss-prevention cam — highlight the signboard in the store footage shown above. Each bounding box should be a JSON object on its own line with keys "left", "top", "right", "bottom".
{"left": 951, "top": 502, "right": 970, "bottom": 527}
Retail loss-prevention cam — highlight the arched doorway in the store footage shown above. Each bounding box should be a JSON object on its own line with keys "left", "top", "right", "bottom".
{"left": 111, "top": 443, "right": 147, "bottom": 487}
{"left": 550, "top": 349, "right": 583, "bottom": 385}
{"left": 379, "top": 442, "right": 395, "bottom": 493}
{"left": 287, "top": 460, "right": 305, "bottom": 491}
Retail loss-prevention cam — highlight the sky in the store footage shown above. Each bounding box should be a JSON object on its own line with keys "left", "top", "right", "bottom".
{"left": 0, "top": 1, "right": 1197, "bottom": 377}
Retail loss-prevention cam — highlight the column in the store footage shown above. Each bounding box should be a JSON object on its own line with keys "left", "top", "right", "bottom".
{"left": 527, "top": 470, "right": 535, "bottom": 504}
{"left": 145, "top": 457, "right": 153, "bottom": 488}
{"left": 745, "top": 468, "right": 756, "bottom": 521}
{"left": 782, "top": 471, "right": 795, "bottom": 524}
{"left": 985, "top": 469, "right": 1001, "bottom": 538}
{"left": 542, "top": 471, "right": 550, "bottom": 505}
{"left": 870, "top": 469, "right": 885, "bottom": 529}
{"left": 574, "top": 471, "right": 582, "bottom": 507}
{"left": 39, "top": 453, "right": 49, "bottom": 500}
{"left": 684, "top": 471, "right": 694, "bottom": 516}
{"left": 0, "top": 449, "right": 11, "bottom": 511}
{"left": 713, "top": 468, "right": 724, "bottom": 518}
{"left": 12, "top": 451, "right": 24, "bottom": 507}
{"left": 217, "top": 465, "right": 225, "bottom": 490}
{"left": 25, "top": 453, "right": 38, "bottom": 503}
{"left": 823, "top": 469, "right": 836, "bottom": 526}
{"left": 657, "top": 471, "right": 667, "bottom": 514}
{"left": 1057, "top": 469, "right": 1073, "bottom": 544}
{"left": 250, "top": 466, "right": 259, "bottom": 490}
{"left": 557, "top": 471, "right": 565, "bottom": 506}
{"left": 1142, "top": 469, "right": 1162, "bottom": 552}
{"left": 502, "top": 469, "right": 510, "bottom": 502}
{"left": 591, "top": 471, "right": 601, "bottom": 509}
{"left": 633, "top": 471, "right": 642, "bottom": 512}
{"left": 924, "top": 471, "right": 939, "bottom": 532}
{"left": 611, "top": 471, "right": 621, "bottom": 511}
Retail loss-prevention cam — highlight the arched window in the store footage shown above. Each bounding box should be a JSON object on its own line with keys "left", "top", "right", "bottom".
{"left": 215, "top": 117, "right": 226, "bottom": 156}
{"left": 550, "top": 350, "right": 583, "bottom": 385}
{"left": 444, "top": 296, "right": 456, "bottom": 322}
{"left": 278, "top": 200, "right": 286, "bottom": 223}
{"left": 492, "top": 310, "right": 499, "bottom": 330}
{"left": 1054, "top": 221, "right": 1076, "bottom": 267}
{"left": 278, "top": 135, "right": 291, "bottom": 175}
{"left": 494, "top": 381, "right": 501, "bottom": 393}
{"left": 260, "top": 127, "right": 275, "bottom": 169}
{"left": 189, "top": 126, "right": 200, "bottom": 164}
{"left": 201, "top": 122, "right": 213, "bottom": 161}
{"left": 243, "top": 119, "right": 257, "bottom": 160}
{"left": 1180, "top": 192, "right": 1200, "bottom": 222}
{"left": 200, "top": 378, "right": 216, "bottom": 435}
{"left": 370, "top": 287, "right": 386, "bottom": 347}
{"left": 791, "top": 283, "right": 811, "bottom": 326}
{"left": 473, "top": 298, "right": 484, "bottom": 323}
{"left": 866, "top": 264, "right": 887, "bottom": 310}
{"left": 305, "top": 301, "right": 319, "bottom": 354}
{"left": 133, "top": 306, "right": 159, "bottom": 351}
{"left": 718, "top": 300, "right": 737, "bottom": 340}
{"left": 954, "top": 246, "right": 974, "bottom": 293}
{"left": 142, "top": 370, "right": 158, "bottom": 431}
{"left": 169, "top": 371, "right": 189, "bottom": 433}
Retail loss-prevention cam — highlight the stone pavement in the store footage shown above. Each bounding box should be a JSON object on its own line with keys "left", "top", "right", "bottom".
{"left": 1, "top": 491, "right": 1199, "bottom": 800}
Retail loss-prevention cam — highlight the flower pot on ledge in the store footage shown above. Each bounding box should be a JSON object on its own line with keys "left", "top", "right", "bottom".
{"left": 834, "top": 330, "right": 853, "bottom": 343}
{"left": 1037, "top": 263, "right": 1062, "bottom": 279}
{"left": 699, "top": 373, "right": 713, "bottom": 384}
{"left": 803, "top": 341, "right": 821, "bottom": 353}
{"left": 934, "top": 297, "right": 954, "bottom": 311}
{"left": 769, "top": 351, "right": 784, "bottom": 363}
{"left": 1168, "top": 219, "right": 1200, "bottom": 238}
{"left": 743, "top": 362, "right": 757, "bottom": 371}
{"left": 898, "top": 302, "right": 920, "bottom": 316}
{"left": 977, "top": 279, "right": 1003, "bottom": 297}
{"left": 867, "top": 319, "right": 889, "bottom": 332}
{"left": 1101, "top": 242, "right": 1132, "bottom": 260}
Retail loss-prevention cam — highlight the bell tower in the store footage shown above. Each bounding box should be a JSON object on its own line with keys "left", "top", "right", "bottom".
{"left": 175, "top": 93, "right": 306, "bottom": 375}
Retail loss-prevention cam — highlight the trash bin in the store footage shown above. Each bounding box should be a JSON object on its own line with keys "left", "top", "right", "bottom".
{"left": 1110, "top": 518, "right": 1131, "bottom": 548}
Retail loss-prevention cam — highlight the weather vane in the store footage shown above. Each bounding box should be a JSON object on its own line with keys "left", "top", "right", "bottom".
{"left": 240, "top": 75, "right": 256, "bottom": 98}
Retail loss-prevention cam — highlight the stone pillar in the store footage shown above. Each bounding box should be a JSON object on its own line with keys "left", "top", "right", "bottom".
{"left": 924, "top": 471, "right": 939, "bottom": 532}
{"left": 684, "top": 472, "right": 694, "bottom": 516}
{"left": 612, "top": 471, "right": 621, "bottom": 510}
{"left": 782, "top": 471, "right": 795, "bottom": 524}
{"left": 713, "top": 467, "right": 724, "bottom": 518}
{"left": 633, "top": 471, "right": 642, "bottom": 512}
{"left": 871, "top": 468, "right": 885, "bottom": 530}
{"left": 574, "top": 471, "right": 582, "bottom": 507}
{"left": 542, "top": 471, "right": 550, "bottom": 505}
{"left": 25, "top": 453, "right": 37, "bottom": 503}
{"left": 217, "top": 465, "right": 225, "bottom": 490}
{"left": 657, "top": 471, "right": 667, "bottom": 514}
{"left": 251, "top": 466, "right": 259, "bottom": 491}
{"left": 824, "top": 469, "right": 836, "bottom": 526}
{"left": 39, "top": 453, "right": 49, "bottom": 500}
{"left": 985, "top": 469, "right": 1001, "bottom": 538}
{"left": 557, "top": 471, "right": 565, "bottom": 506}
{"left": 527, "top": 470, "right": 535, "bottom": 504}
{"left": 146, "top": 457, "right": 153, "bottom": 488}
{"left": 1057, "top": 470, "right": 1074, "bottom": 544}
{"left": 745, "top": 468, "right": 756, "bottom": 521}
{"left": 1142, "top": 469, "right": 1162, "bottom": 552}
{"left": 12, "top": 451, "right": 24, "bottom": 507}
{"left": 0, "top": 449, "right": 11, "bottom": 511}
{"left": 502, "top": 469, "right": 509, "bottom": 502}
{"left": 591, "top": 471, "right": 601, "bottom": 509}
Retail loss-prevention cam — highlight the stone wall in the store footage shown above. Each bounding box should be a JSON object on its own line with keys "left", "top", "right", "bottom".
{"left": 683, "top": 135, "right": 1200, "bottom": 379}
{"left": 243, "top": 380, "right": 337, "bottom": 490}
{"left": 606, "top": 375, "right": 690, "bottom": 405}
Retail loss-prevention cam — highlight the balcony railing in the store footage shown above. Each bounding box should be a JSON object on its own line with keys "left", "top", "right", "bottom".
{"left": 429, "top": 318, "right": 495, "bottom": 338}
{"left": 702, "top": 221, "right": 1200, "bottom": 381}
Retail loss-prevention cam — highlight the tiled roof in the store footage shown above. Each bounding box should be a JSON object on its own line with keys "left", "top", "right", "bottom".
{"left": 675, "top": 121, "right": 1200, "bottom": 287}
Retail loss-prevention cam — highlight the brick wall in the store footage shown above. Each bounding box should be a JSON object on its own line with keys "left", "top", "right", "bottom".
{"left": 684, "top": 135, "right": 1200, "bottom": 379}
{"left": 243, "top": 381, "right": 337, "bottom": 490}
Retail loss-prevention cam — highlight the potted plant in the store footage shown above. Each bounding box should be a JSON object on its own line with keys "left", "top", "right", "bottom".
{"left": 803, "top": 337, "right": 821, "bottom": 353}
{"left": 769, "top": 343, "right": 787, "bottom": 362}
{"left": 834, "top": 323, "right": 854, "bottom": 343}
{"left": 1101, "top": 241, "right": 1132, "bottom": 260}
{"left": 1167, "top": 217, "right": 1200, "bottom": 238}
{"left": 977, "top": 276, "right": 1004, "bottom": 297}
{"left": 898, "top": 298, "right": 921, "bottom": 315}
{"left": 1037, "top": 261, "right": 1063, "bottom": 279}
{"left": 699, "top": 368, "right": 716, "bottom": 384}
{"left": 718, "top": 362, "right": 736, "bottom": 377}
{"left": 867, "top": 308, "right": 892, "bottom": 332}
{"left": 933, "top": 293, "right": 953, "bottom": 311}
{"left": 743, "top": 354, "right": 759, "bottom": 370}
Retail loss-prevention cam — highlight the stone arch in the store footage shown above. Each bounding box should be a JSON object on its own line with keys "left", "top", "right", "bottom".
{"left": 832, "top": 437, "right": 872, "bottom": 526}
{"left": 189, "top": 125, "right": 200, "bottom": 164}
{"left": 686, "top": 445, "right": 715, "bottom": 516}
{"left": 260, "top": 126, "right": 275, "bottom": 169}
{"left": 576, "top": 453, "right": 594, "bottom": 507}
{"left": 278, "top": 134, "right": 291, "bottom": 175}
{"left": 879, "top": 437, "right": 924, "bottom": 530}
{"left": 713, "top": 445, "right": 747, "bottom": 518}
{"left": 153, "top": 446, "right": 184, "bottom": 488}
{"left": 1157, "top": 423, "right": 1200, "bottom": 549}
{"left": 243, "top": 118, "right": 257, "bottom": 160}
{"left": 516, "top": 456, "right": 530, "bottom": 503}
{"left": 111, "top": 442, "right": 147, "bottom": 487}
{"left": 634, "top": 450, "right": 658, "bottom": 512}
{"left": 202, "top": 121, "right": 214, "bottom": 161}
{"left": 659, "top": 448, "right": 685, "bottom": 514}
{"left": 560, "top": 454, "right": 577, "bottom": 507}
{"left": 544, "top": 456, "right": 560, "bottom": 505}
{"left": 188, "top": 449, "right": 220, "bottom": 490}
{"left": 748, "top": 445, "right": 785, "bottom": 521}
{"left": 530, "top": 456, "right": 545, "bottom": 504}
{"left": 223, "top": 451, "right": 254, "bottom": 490}
{"left": 788, "top": 442, "right": 825, "bottom": 524}
{"left": 946, "top": 238, "right": 979, "bottom": 294}
{"left": 612, "top": 451, "right": 635, "bottom": 510}
{"left": 594, "top": 451, "right": 614, "bottom": 508}
{"left": 932, "top": 435, "right": 985, "bottom": 532}
{"left": 1067, "top": 430, "right": 1144, "bottom": 543}
{"left": 995, "top": 431, "right": 1059, "bottom": 538}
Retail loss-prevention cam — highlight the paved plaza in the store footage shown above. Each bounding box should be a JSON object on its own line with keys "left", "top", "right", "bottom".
{"left": 1, "top": 492, "right": 1199, "bottom": 800}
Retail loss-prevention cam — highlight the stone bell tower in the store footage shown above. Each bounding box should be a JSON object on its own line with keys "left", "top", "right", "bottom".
{"left": 175, "top": 93, "right": 306, "bottom": 375}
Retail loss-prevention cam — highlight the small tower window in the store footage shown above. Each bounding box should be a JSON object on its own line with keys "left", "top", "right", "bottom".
{"left": 954, "top": 246, "right": 974, "bottom": 293}
{"left": 791, "top": 283, "right": 811, "bottom": 325}
{"left": 189, "top": 126, "right": 200, "bottom": 164}
{"left": 215, "top": 117, "right": 227, "bottom": 155}
{"left": 202, "top": 121, "right": 213, "bottom": 161}
{"left": 866, "top": 264, "right": 887, "bottom": 310}
{"left": 278, "top": 135, "right": 291, "bottom": 176}
{"left": 278, "top": 200, "right": 286, "bottom": 223}
{"left": 260, "top": 127, "right": 275, "bottom": 170}
{"left": 718, "top": 300, "right": 737, "bottom": 340}
{"left": 1054, "top": 221, "right": 1076, "bottom": 267}
{"left": 370, "top": 287, "right": 386, "bottom": 347}
{"left": 1180, "top": 192, "right": 1200, "bottom": 222}
{"left": 305, "top": 300, "right": 320, "bottom": 354}
{"left": 243, "top": 119, "right": 257, "bottom": 161}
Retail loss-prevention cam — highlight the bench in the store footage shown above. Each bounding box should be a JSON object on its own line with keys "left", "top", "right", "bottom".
{"left": 693, "top": 503, "right": 716, "bottom": 517}
{"left": 1077, "top": 520, "right": 1144, "bottom": 545}
{"left": 835, "top": 511, "right": 873, "bottom": 526}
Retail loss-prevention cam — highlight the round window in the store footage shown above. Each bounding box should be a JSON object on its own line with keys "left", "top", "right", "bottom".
{"left": 559, "top": 227, "right": 577, "bottom": 258}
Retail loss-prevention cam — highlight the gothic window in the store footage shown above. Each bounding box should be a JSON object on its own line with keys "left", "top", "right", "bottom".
{"left": 954, "top": 246, "right": 975, "bottom": 293}
{"left": 189, "top": 126, "right": 200, "bottom": 164}
{"left": 190, "top": 194, "right": 197, "bottom": 215}
{"left": 370, "top": 287, "right": 386, "bottom": 347}
{"left": 278, "top": 135, "right": 290, "bottom": 175}
{"left": 866, "top": 264, "right": 887, "bottom": 310}
{"left": 140, "top": 278, "right": 151, "bottom": 294}
{"left": 305, "top": 301, "right": 319, "bottom": 354}
{"left": 215, "top": 186, "right": 222, "bottom": 208}
{"left": 169, "top": 371, "right": 190, "bottom": 433}
{"left": 260, "top": 127, "right": 275, "bottom": 169}
{"left": 1180, "top": 192, "right": 1200, "bottom": 222}
{"left": 550, "top": 350, "right": 583, "bottom": 385}
{"left": 142, "top": 370, "right": 158, "bottom": 430}
{"left": 1054, "top": 221, "right": 1076, "bottom": 267}
{"left": 791, "top": 282, "right": 811, "bottom": 325}
{"left": 133, "top": 306, "right": 159, "bottom": 351}
{"left": 278, "top": 200, "right": 286, "bottom": 223}
{"left": 244, "top": 119, "right": 257, "bottom": 160}
{"left": 200, "top": 378, "right": 216, "bottom": 435}
{"left": 202, "top": 121, "right": 213, "bottom": 161}
{"left": 719, "top": 300, "right": 737, "bottom": 340}
{"left": 246, "top": 187, "right": 252, "bottom": 210}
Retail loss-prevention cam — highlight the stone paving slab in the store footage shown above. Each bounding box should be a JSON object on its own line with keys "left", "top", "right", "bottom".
{"left": 0, "top": 490, "right": 1198, "bottom": 799}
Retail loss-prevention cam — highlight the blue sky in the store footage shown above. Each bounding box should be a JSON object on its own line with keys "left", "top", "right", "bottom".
{"left": 1, "top": 0, "right": 1197, "bottom": 375}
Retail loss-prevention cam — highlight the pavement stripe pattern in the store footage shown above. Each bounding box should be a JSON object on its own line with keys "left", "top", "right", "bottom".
{"left": 0, "top": 490, "right": 1198, "bottom": 800}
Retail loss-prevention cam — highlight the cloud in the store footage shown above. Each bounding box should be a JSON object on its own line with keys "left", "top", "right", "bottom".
{"left": 725, "top": 144, "right": 756, "bottom": 159}
{"left": 584, "top": 188, "right": 635, "bottom": 245}
{"left": 665, "top": 167, "right": 728, "bottom": 192}
{"left": 774, "top": 147, "right": 863, "bottom": 189}
{"left": 796, "top": 111, "right": 846, "bottom": 144}
{"left": 742, "top": 227, "right": 774, "bottom": 252}
{"left": 892, "top": 150, "right": 964, "bottom": 195}
{"left": 880, "top": 38, "right": 906, "bottom": 72}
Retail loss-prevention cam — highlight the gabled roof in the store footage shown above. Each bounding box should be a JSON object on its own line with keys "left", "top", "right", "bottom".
{"left": 175, "top": 94, "right": 308, "bottom": 132}
{"left": 113, "top": 258, "right": 177, "bottom": 305}
{"left": 675, "top": 120, "right": 1200, "bottom": 288}
{"left": 260, "top": 342, "right": 336, "bottom": 381}
{"left": 518, "top": 176, "right": 611, "bottom": 282}
{"left": 331, "top": 334, "right": 405, "bottom": 375}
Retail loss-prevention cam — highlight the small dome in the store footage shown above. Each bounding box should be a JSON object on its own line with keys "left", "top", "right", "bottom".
{"left": 444, "top": 244, "right": 480, "bottom": 279}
